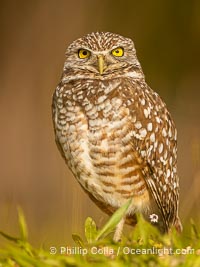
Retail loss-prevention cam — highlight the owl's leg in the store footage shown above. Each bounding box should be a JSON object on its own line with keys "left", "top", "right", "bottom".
{"left": 113, "top": 217, "right": 126, "bottom": 242}
{"left": 174, "top": 216, "right": 183, "bottom": 233}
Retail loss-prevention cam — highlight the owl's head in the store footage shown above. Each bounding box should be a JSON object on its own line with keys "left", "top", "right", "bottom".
{"left": 63, "top": 32, "right": 143, "bottom": 79}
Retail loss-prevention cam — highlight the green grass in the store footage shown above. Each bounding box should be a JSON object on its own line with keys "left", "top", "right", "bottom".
{"left": 0, "top": 203, "right": 200, "bottom": 267}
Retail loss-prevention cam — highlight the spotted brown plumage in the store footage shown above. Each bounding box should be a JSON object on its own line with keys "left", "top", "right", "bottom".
{"left": 52, "top": 32, "right": 182, "bottom": 241}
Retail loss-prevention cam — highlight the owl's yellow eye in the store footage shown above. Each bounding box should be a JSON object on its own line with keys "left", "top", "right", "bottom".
{"left": 78, "top": 49, "right": 91, "bottom": 59}
{"left": 111, "top": 47, "right": 124, "bottom": 57}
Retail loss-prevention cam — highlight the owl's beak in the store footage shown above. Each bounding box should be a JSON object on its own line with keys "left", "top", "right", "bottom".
{"left": 97, "top": 55, "right": 104, "bottom": 75}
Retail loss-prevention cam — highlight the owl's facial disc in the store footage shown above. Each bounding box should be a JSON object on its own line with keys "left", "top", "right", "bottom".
{"left": 75, "top": 45, "right": 129, "bottom": 75}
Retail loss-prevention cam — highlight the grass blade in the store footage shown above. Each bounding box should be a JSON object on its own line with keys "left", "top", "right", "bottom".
{"left": 85, "top": 217, "right": 97, "bottom": 243}
{"left": 72, "top": 234, "right": 85, "bottom": 247}
{"left": 17, "top": 207, "right": 28, "bottom": 242}
{"left": 0, "top": 231, "right": 19, "bottom": 243}
{"left": 96, "top": 199, "right": 132, "bottom": 241}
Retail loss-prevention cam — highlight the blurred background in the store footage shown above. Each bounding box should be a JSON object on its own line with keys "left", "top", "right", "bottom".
{"left": 0, "top": 0, "right": 200, "bottom": 247}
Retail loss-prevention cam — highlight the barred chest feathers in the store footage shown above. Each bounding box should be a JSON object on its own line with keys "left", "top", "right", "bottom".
{"left": 53, "top": 78, "right": 150, "bottom": 214}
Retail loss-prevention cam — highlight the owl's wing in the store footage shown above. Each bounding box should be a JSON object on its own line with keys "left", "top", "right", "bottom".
{"left": 52, "top": 88, "right": 67, "bottom": 161}
{"left": 123, "top": 79, "right": 179, "bottom": 230}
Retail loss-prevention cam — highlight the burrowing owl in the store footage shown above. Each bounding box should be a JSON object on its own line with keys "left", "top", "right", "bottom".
{"left": 52, "top": 32, "right": 182, "bottom": 241}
